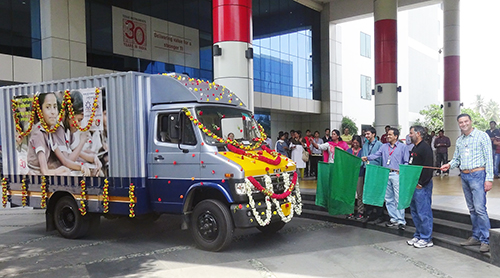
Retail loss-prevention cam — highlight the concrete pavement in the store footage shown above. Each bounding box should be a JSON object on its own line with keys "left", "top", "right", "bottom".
{"left": 0, "top": 208, "right": 499, "bottom": 278}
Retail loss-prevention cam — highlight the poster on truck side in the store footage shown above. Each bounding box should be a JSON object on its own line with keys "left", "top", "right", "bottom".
{"left": 11, "top": 88, "right": 108, "bottom": 177}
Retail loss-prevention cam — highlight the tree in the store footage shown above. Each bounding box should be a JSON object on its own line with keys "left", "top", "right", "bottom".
{"left": 413, "top": 104, "right": 443, "bottom": 132}
{"left": 484, "top": 100, "right": 500, "bottom": 123}
{"left": 473, "top": 94, "right": 485, "bottom": 115}
{"left": 341, "top": 116, "right": 358, "bottom": 135}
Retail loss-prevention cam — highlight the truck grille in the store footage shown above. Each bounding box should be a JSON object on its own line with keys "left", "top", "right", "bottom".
{"left": 253, "top": 174, "right": 287, "bottom": 194}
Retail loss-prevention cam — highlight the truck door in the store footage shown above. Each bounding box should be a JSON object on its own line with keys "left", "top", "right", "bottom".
{"left": 147, "top": 110, "right": 200, "bottom": 212}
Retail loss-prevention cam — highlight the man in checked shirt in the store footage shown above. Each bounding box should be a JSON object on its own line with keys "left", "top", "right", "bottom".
{"left": 441, "top": 113, "right": 493, "bottom": 253}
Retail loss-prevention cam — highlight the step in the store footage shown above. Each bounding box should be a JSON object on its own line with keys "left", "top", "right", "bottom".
{"left": 298, "top": 208, "right": 491, "bottom": 263}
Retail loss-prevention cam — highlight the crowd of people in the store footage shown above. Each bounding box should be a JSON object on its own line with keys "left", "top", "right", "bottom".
{"left": 272, "top": 116, "right": 493, "bottom": 253}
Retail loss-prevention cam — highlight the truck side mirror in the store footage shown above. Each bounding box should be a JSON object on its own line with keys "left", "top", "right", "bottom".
{"left": 169, "top": 114, "right": 179, "bottom": 141}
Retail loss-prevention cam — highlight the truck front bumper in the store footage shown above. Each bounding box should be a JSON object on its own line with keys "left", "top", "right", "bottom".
{"left": 230, "top": 200, "right": 293, "bottom": 228}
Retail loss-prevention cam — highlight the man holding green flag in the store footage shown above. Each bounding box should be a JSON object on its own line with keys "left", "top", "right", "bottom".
{"left": 407, "top": 125, "right": 434, "bottom": 248}
{"left": 362, "top": 128, "right": 409, "bottom": 230}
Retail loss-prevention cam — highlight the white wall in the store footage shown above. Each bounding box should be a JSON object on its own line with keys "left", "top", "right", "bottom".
{"left": 340, "top": 4, "right": 442, "bottom": 136}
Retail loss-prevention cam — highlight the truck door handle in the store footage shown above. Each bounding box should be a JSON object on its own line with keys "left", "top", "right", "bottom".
{"left": 154, "top": 155, "right": 164, "bottom": 161}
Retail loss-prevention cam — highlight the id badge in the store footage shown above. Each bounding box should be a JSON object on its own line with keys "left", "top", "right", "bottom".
{"left": 409, "top": 157, "right": 413, "bottom": 164}
{"left": 387, "top": 158, "right": 391, "bottom": 165}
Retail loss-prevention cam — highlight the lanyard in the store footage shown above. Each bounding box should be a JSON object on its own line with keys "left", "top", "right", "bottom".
{"left": 352, "top": 148, "right": 361, "bottom": 156}
{"left": 388, "top": 144, "right": 397, "bottom": 157}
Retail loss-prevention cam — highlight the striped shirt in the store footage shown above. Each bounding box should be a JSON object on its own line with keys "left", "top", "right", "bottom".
{"left": 449, "top": 128, "right": 494, "bottom": 181}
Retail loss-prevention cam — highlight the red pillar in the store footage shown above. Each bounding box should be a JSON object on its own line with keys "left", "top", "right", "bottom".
{"left": 374, "top": 0, "right": 398, "bottom": 135}
{"left": 213, "top": 0, "right": 254, "bottom": 111}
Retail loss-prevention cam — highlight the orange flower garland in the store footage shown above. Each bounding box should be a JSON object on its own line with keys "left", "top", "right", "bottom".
{"left": 2, "top": 178, "right": 8, "bottom": 208}
{"left": 182, "top": 107, "right": 268, "bottom": 151}
{"left": 21, "top": 179, "right": 27, "bottom": 207}
{"left": 33, "top": 94, "right": 66, "bottom": 133}
{"left": 11, "top": 99, "right": 36, "bottom": 137}
{"left": 65, "top": 88, "right": 100, "bottom": 132}
{"left": 102, "top": 179, "right": 109, "bottom": 213}
{"left": 11, "top": 88, "right": 101, "bottom": 137}
{"left": 79, "top": 180, "right": 87, "bottom": 216}
{"left": 40, "top": 176, "right": 47, "bottom": 209}
{"left": 129, "top": 183, "right": 136, "bottom": 218}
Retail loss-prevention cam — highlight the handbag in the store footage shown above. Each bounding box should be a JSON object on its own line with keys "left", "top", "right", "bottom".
{"left": 302, "top": 149, "right": 310, "bottom": 162}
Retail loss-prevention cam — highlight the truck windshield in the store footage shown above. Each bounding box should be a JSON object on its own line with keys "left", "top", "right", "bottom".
{"left": 195, "top": 106, "right": 263, "bottom": 145}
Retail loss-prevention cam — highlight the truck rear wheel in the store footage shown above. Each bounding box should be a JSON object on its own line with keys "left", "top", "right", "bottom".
{"left": 191, "top": 200, "right": 233, "bottom": 252}
{"left": 256, "top": 221, "right": 286, "bottom": 234}
{"left": 54, "top": 196, "right": 90, "bottom": 239}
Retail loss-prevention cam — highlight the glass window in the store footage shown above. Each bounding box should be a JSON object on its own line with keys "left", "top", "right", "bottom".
{"left": 0, "top": 0, "right": 41, "bottom": 59}
{"left": 360, "top": 32, "right": 371, "bottom": 58}
{"left": 360, "top": 75, "right": 372, "bottom": 100}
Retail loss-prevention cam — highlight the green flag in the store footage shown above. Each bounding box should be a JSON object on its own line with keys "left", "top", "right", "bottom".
{"left": 315, "top": 148, "right": 362, "bottom": 215}
{"left": 315, "top": 161, "right": 331, "bottom": 208}
{"left": 363, "top": 164, "right": 390, "bottom": 207}
{"left": 398, "top": 164, "right": 423, "bottom": 209}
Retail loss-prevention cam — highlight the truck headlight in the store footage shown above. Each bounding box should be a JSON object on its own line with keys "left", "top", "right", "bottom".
{"left": 235, "top": 182, "right": 260, "bottom": 195}
{"left": 235, "top": 182, "right": 246, "bottom": 195}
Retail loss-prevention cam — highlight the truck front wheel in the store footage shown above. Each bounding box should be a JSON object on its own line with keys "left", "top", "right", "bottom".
{"left": 54, "top": 196, "right": 90, "bottom": 239}
{"left": 191, "top": 200, "right": 233, "bottom": 252}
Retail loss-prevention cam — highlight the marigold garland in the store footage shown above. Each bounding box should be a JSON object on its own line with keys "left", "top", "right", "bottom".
{"left": 33, "top": 94, "right": 66, "bottom": 133}
{"left": 79, "top": 180, "right": 87, "bottom": 216}
{"left": 2, "top": 178, "right": 8, "bottom": 208}
{"left": 129, "top": 183, "right": 136, "bottom": 218}
{"left": 11, "top": 88, "right": 101, "bottom": 137}
{"left": 40, "top": 176, "right": 47, "bottom": 209}
{"left": 182, "top": 107, "right": 267, "bottom": 151}
{"left": 65, "top": 88, "right": 100, "bottom": 132}
{"left": 11, "top": 99, "right": 36, "bottom": 137}
{"left": 21, "top": 179, "right": 27, "bottom": 207}
{"left": 102, "top": 179, "right": 109, "bottom": 213}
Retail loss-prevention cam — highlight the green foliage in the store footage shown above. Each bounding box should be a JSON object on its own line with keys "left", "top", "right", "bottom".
{"left": 461, "top": 108, "right": 489, "bottom": 131}
{"left": 413, "top": 104, "right": 443, "bottom": 133}
{"left": 341, "top": 116, "right": 358, "bottom": 135}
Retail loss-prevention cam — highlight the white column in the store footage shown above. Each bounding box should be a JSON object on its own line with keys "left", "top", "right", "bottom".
{"left": 443, "top": 0, "right": 460, "bottom": 155}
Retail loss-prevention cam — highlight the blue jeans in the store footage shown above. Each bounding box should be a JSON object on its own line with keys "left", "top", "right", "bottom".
{"left": 494, "top": 154, "right": 500, "bottom": 177}
{"left": 385, "top": 172, "right": 406, "bottom": 225}
{"left": 410, "top": 180, "right": 433, "bottom": 241}
{"left": 461, "top": 170, "right": 491, "bottom": 244}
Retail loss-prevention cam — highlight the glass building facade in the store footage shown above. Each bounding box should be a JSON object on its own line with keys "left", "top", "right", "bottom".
{"left": 0, "top": 0, "right": 41, "bottom": 59}
{"left": 253, "top": 0, "right": 320, "bottom": 100}
{"left": 85, "top": 0, "right": 213, "bottom": 81}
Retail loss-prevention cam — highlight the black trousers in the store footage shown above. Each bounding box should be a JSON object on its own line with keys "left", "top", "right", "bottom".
{"left": 436, "top": 152, "right": 448, "bottom": 173}
{"left": 309, "top": 155, "right": 322, "bottom": 178}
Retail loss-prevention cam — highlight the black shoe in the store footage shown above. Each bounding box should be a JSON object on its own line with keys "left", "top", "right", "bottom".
{"left": 346, "top": 214, "right": 355, "bottom": 219}
{"left": 385, "top": 221, "right": 397, "bottom": 227}
{"left": 398, "top": 224, "right": 406, "bottom": 230}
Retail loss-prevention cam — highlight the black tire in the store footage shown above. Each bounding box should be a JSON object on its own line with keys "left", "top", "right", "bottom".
{"left": 190, "top": 200, "right": 233, "bottom": 252}
{"left": 256, "top": 221, "right": 286, "bottom": 234}
{"left": 54, "top": 196, "right": 90, "bottom": 239}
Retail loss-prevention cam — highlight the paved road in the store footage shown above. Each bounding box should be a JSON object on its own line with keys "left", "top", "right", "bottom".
{"left": 0, "top": 208, "right": 499, "bottom": 278}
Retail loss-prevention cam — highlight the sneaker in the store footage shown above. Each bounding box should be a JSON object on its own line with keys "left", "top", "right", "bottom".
{"left": 414, "top": 239, "right": 434, "bottom": 248}
{"left": 385, "top": 221, "right": 397, "bottom": 227}
{"left": 444, "top": 173, "right": 449, "bottom": 176}
{"left": 355, "top": 214, "right": 364, "bottom": 220}
{"left": 407, "top": 237, "right": 419, "bottom": 246}
{"left": 480, "top": 243, "right": 490, "bottom": 253}
{"left": 346, "top": 214, "right": 355, "bottom": 219}
{"left": 460, "top": 237, "right": 481, "bottom": 246}
{"left": 398, "top": 224, "right": 406, "bottom": 230}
